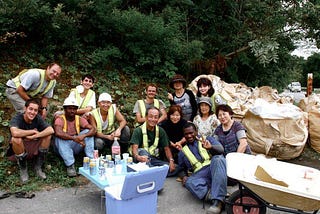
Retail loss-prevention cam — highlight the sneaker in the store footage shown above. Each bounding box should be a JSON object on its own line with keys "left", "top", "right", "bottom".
{"left": 206, "top": 200, "right": 223, "bottom": 214}
{"left": 67, "top": 164, "right": 76, "bottom": 177}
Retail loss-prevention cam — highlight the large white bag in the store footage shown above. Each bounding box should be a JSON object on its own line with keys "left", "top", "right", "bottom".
{"left": 242, "top": 99, "right": 308, "bottom": 160}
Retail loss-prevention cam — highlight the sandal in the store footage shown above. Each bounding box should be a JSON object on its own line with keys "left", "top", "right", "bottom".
{"left": 15, "top": 191, "right": 35, "bottom": 199}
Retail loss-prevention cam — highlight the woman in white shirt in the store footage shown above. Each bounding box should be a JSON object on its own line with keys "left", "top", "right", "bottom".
{"left": 193, "top": 97, "right": 220, "bottom": 138}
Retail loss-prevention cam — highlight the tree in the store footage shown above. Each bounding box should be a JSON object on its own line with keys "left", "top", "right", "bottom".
{"left": 302, "top": 53, "right": 320, "bottom": 88}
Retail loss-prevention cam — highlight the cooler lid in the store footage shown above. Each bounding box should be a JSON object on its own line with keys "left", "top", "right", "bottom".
{"left": 120, "top": 165, "right": 168, "bottom": 200}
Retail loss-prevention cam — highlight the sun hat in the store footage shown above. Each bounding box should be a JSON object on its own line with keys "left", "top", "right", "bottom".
{"left": 63, "top": 96, "right": 79, "bottom": 107}
{"left": 98, "top": 93, "right": 112, "bottom": 102}
{"left": 198, "top": 97, "right": 212, "bottom": 107}
{"left": 169, "top": 74, "right": 187, "bottom": 89}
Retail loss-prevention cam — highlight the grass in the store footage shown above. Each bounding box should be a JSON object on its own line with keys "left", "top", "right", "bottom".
{"left": 0, "top": 150, "right": 83, "bottom": 192}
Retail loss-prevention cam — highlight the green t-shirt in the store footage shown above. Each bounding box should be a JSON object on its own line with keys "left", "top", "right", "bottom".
{"left": 130, "top": 125, "right": 169, "bottom": 148}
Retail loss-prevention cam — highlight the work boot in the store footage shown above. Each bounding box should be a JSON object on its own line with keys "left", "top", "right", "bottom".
{"left": 34, "top": 148, "right": 48, "bottom": 179}
{"left": 16, "top": 153, "right": 29, "bottom": 184}
{"left": 67, "top": 164, "right": 76, "bottom": 177}
{"left": 207, "top": 200, "right": 223, "bottom": 214}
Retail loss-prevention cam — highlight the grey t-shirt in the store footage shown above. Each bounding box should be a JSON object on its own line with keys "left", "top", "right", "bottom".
{"left": 133, "top": 99, "right": 166, "bottom": 114}
{"left": 6, "top": 69, "right": 55, "bottom": 98}
{"left": 173, "top": 92, "right": 193, "bottom": 121}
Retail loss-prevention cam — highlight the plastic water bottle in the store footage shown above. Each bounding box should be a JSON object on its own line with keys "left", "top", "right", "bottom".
{"left": 114, "top": 155, "right": 122, "bottom": 175}
{"left": 111, "top": 137, "right": 121, "bottom": 160}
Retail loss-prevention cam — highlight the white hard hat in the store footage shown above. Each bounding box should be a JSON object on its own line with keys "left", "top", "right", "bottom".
{"left": 63, "top": 96, "right": 79, "bottom": 107}
{"left": 98, "top": 93, "right": 112, "bottom": 102}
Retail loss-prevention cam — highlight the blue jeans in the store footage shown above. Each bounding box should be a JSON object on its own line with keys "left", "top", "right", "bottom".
{"left": 185, "top": 155, "right": 227, "bottom": 201}
{"left": 137, "top": 148, "right": 182, "bottom": 177}
{"left": 55, "top": 129, "right": 94, "bottom": 166}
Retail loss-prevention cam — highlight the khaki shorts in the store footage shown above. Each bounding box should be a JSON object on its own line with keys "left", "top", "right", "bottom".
{"left": 5, "top": 87, "right": 25, "bottom": 113}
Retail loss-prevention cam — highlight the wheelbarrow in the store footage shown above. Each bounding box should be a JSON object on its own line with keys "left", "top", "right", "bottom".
{"left": 225, "top": 153, "right": 320, "bottom": 214}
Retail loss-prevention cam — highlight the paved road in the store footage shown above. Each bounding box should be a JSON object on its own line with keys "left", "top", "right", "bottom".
{"left": 0, "top": 176, "right": 288, "bottom": 214}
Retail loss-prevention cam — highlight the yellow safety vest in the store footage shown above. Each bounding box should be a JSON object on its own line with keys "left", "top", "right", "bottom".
{"left": 12, "top": 69, "right": 56, "bottom": 97}
{"left": 141, "top": 122, "right": 159, "bottom": 156}
{"left": 72, "top": 88, "right": 94, "bottom": 109}
{"left": 182, "top": 141, "right": 211, "bottom": 173}
{"left": 60, "top": 115, "right": 80, "bottom": 134}
{"left": 91, "top": 106, "right": 115, "bottom": 134}
{"left": 138, "top": 99, "right": 160, "bottom": 118}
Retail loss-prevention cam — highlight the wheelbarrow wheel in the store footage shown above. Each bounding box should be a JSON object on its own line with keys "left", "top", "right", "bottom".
{"left": 226, "top": 189, "right": 266, "bottom": 214}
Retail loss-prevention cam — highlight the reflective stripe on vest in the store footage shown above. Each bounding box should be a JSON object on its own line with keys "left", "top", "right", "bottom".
{"left": 73, "top": 88, "right": 94, "bottom": 109}
{"left": 182, "top": 141, "right": 211, "bottom": 173}
{"left": 91, "top": 106, "right": 115, "bottom": 134}
{"left": 138, "top": 99, "right": 160, "bottom": 118}
{"left": 12, "top": 69, "right": 56, "bottom": 97}
{"left": 60, "top": 115, "right": 80, "bottom": 134}
{"left": 141, "top": 122, "right": 159, "bottom": 156}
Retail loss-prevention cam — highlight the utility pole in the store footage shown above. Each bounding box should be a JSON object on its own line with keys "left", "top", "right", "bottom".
{"left": 307, "top": 73, "right": 313, "bottom": 97}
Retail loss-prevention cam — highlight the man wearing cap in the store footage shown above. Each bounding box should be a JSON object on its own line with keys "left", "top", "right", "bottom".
{"left": 54, "top": 97, "right": 96, "bottom": 177}
{"left": 5, "top": 63, "right": 62, "bottom": 119}
{"left": 168, "top": 74, "right": 197, "bottom": 121}
{"left": 133, "top": 83, "right": 167, "bottom": 126}
{"left": 9, "top": 98, "right": 54, "bottom": 183}
{"left": 89, "top": 92, "right": 130, "bottom": 153}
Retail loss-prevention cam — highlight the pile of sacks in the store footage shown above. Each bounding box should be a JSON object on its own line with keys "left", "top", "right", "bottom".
{"left": 299, "top": 94, "right": 320, "bottom": 154}
{"left": 188, "top": 75, "right": 310, "bottom": 160}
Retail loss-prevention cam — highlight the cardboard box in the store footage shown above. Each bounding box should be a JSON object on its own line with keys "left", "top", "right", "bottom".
{"left": 105, "top": 165, "right": 168, "bottom": 214}
{"left": 254, "top": 165, "right": 288, "bottom": 187}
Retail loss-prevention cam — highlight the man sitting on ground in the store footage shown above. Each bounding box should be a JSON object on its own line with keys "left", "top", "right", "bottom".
{"left": 9, "top": 98, "right": 54, "bottom": 183}
{"left": 54, "top": 97, "right": 96, "bottom": 177}
{"left": 179, "top": 122, "right": 227, "bottom": 214}
{"left": 89, "top": 92, "right": 130, "bottom": 153}
{"left": 130, "top": 107, "right": 177, "bottom": 176}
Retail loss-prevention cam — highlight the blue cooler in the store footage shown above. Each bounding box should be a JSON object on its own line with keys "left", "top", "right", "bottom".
{"left": 104, "top": 165, "right": 168, "bottom": 214}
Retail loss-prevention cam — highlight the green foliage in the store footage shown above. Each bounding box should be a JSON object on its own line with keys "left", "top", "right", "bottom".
{"left": 302, "top": 53, "right": 320, "bottom": 88}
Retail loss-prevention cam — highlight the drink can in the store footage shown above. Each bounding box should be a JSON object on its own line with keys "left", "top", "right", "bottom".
{"left": 93, "top": 150, "right": 99, "bottom": 159}
{"left": 83, "top": 157, "right": 90, "bottom": 170}
{"left": 127, "top": 157, "right": 133, "bottom": 164}
{"left": 106, "top": 155, "right": 112, "bottom": 161}
{"left": 89, "top": 160, "right": 97, "bottom": 176}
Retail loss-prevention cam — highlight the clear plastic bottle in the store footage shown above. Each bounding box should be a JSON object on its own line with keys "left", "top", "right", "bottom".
{"left": 111, "top": 137, "right": 121, "bottom": 160}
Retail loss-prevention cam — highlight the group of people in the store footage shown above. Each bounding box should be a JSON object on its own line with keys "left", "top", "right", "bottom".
{"left": 6, "top": 63, "right": 251, "bottom": 214}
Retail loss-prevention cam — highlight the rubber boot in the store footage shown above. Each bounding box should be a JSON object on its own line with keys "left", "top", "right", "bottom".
{"left": 34, "top": 148, "right": 47, "bottom": 179}
{"left": 16, "top": 153, "right": 29, "bottom": 183}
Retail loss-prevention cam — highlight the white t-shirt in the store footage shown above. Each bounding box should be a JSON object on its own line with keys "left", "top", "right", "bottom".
{"left": 68, "top": 90, "right": 96, "bottom": 109}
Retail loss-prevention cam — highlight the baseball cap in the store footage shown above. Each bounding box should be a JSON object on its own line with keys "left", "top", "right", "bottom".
{"left": 198, "top": 97, "right": 212, "bottom": 107}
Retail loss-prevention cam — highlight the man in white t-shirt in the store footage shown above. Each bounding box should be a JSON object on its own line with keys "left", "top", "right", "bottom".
{"left": 67, "top": 74, "right": 96, "bottom": 117}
